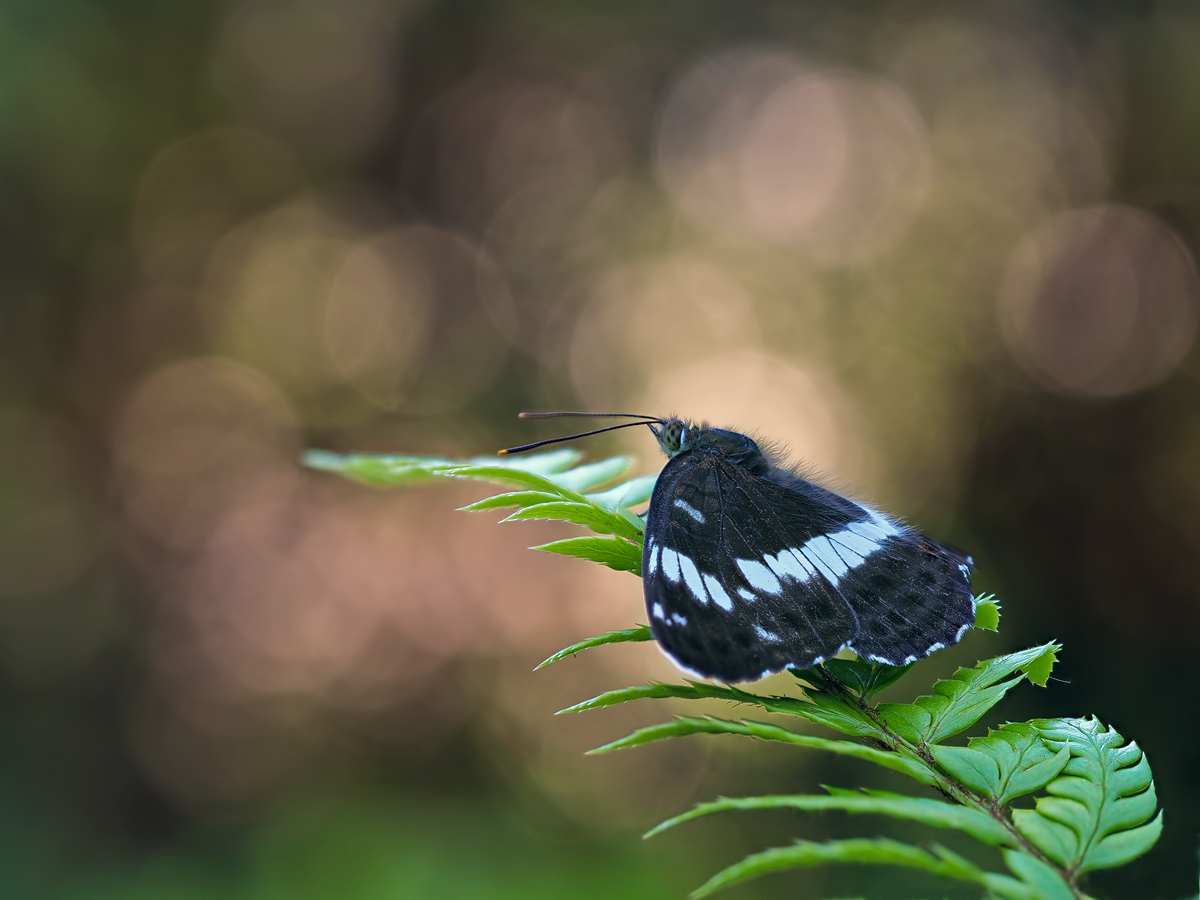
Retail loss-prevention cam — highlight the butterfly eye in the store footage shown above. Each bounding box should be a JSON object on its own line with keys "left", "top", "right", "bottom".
{"left": 663, "top": 421, "right": 683, "bottom": 452}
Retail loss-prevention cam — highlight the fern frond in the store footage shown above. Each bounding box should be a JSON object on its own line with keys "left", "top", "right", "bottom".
{"left": 309, "top": 446, "right": 1165, "bottom": 899}
{"left": 1014, "top": 718, "right": 1162, "bottom": 875}
{"left": 305, "top": 449, "right": 652, "bottom": 571}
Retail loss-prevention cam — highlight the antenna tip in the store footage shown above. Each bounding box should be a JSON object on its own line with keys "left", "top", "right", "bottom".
{"left": 497, "top": 449, "right": 510, "bottom": 456}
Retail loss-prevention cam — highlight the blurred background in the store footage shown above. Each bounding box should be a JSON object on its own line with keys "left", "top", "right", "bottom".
{"left": 2, "top": 1, "right": 1198, "bottom": 898}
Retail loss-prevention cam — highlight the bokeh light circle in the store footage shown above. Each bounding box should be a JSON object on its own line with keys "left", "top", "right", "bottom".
{"left": 998, "top": 205, "right": 1200, "bottom": 396}
{"left": 656, "top": 47, "right": 930, "bottom": 265}
{"left": 113, "top": 357, "right": 298, "bottom": 549}
{"left": 569, "top": 256, "right": 762, "bottom": 410}
{"left": 132, "top": 127, "right": 304, "bottom": 283}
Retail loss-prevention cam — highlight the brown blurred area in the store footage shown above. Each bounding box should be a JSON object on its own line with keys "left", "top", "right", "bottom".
{"left": 2, "top": 2, "right": 1199, "bottom": 898}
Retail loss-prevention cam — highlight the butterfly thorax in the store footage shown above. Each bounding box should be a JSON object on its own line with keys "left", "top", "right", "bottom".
{"left": 655, "top": 420, "right": 769, "bottom": 476}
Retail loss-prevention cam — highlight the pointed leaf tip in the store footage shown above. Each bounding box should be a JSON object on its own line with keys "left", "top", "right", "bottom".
{"left": 1022, "top": 643, "right": 1059, "bottom": 687}
{"left": 534, "top": 625, "right": 653, "bottom": 670}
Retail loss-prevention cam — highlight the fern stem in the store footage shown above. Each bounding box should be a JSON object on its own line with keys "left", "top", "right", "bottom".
{"left": 813, "top": 667, "right": 1087, "bottom": 900}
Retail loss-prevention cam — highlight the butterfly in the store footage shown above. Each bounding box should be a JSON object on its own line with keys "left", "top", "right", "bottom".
{"left": 503, "top": 412, "right": 978, "bottom": 683}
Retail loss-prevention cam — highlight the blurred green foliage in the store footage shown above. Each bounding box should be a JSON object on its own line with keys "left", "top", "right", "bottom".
{"left": 5, "top": 793, "right": 687, "bottom": 900}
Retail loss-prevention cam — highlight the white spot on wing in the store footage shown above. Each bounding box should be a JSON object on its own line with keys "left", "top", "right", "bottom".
{"left": 846, "top": 506, "right": 902, "bottom": 546}
{"left": 802, "top": 536, "right": 849, "bottom": 583}
{"left": 660, "top": 547, "right": 681, "bottom": 583}
{"left": 702, "top": 572, "right": 734, "bottom": 611}
{"left": 753, "top": 625, "right": 781, "bottom": 642}
{"left": 678, "top": 554, "right": 708, "bottom": 605}
{"left": 955, "top": 622, "right": 971, "bottom": 641}
{"left": 847, "top": 520, "right": 889, "bottom": 543}
{"left": 828, "top": 529, "right": 879, "bottom": 559}
{"left": 671, "top": 612, "right": 688, "bottom": 626}
{"left": 764, "top": 549, "right": 812, "bottom": 582}
{"left": 652, "top": 603, "right": 665, "bottom": 620}
{"left": 903, "top": 654, "right": 917, "bottom": 664}
{"left": 737, "top": 586, "right": 756, "bottom": 601}
{"left": 792, "top": 548, "right": 818, "bottom": 578}
{"left": 673, "top": 498, "right": 706, "bottom": 523}
{"left": 925, "top": 642, "right": 945, "bottom": 654}
{"left": 736, "top": 558, "right": 782, "bottom": 594}
{"left": 827, "top": 539, "right": 866, "bottom": 569}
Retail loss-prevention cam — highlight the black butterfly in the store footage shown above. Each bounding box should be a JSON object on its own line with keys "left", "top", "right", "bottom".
{"left": 505, "top": 412, "right": 977, "bottom": 683}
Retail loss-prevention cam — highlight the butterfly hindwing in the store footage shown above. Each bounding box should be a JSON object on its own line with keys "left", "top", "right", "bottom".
{"left": 838, "top": 536, "right": 977, "bottom": 666}
{"left": 644, "top": 452, "right": 863, "bottom": 681}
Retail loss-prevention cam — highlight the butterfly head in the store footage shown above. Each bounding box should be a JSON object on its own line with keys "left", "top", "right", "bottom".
{"left": 651, "top": 418, "right": 702, "bottom": 458}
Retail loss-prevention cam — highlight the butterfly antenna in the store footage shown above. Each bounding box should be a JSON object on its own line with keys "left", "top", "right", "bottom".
{"left": 499, "top": 419, "right": 658, "bottom": 455}
{"left": 517, "top": 411, "right": 659, "bottom": 421}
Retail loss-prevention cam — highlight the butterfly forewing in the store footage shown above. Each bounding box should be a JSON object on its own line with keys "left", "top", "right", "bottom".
{"left": 643, "top": 445, "right": 976, "bottom": 682}
{"left": 644, "top": 453, "right": 863, "bottom": 681}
